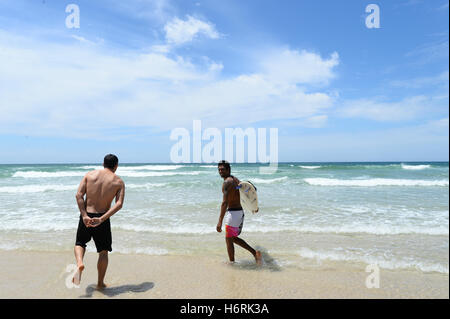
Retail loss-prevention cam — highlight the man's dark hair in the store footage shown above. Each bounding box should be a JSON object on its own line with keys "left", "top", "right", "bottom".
{"left": 218, "top": 160, "right": 231, "bottom": 171}
{"left": 104, "top": 154, "right": 119, "bottom": 169}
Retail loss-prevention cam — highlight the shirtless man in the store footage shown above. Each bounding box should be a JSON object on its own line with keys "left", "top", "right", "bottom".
{"left": 72, "top": 154, "right": 125, "bottom": 289}
{"left": 216, "top": 160, "right": 262, "bottom": 265}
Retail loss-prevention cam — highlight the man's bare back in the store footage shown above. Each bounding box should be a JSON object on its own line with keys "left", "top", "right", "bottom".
{"left": 84, "top": 169, "right": 123, "bottom": 214}
{"left": 76, "top": 168, "right": 125, "bottom": 227}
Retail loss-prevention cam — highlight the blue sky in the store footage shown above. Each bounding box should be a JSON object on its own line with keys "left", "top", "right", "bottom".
{"left": 0, "top": 0, "right": 448, "bottom": 163}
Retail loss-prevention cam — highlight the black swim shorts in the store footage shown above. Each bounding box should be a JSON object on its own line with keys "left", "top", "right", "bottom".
{"left": 75, "top": 212, "right": 112, "bottom": 253}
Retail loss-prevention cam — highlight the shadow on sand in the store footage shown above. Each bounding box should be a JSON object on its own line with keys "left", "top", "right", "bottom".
{"left": 232, "top": 247, "right": 282, "bottom": 272}
{"left": 80, "top": 282, "right": 154, "bottom": 298}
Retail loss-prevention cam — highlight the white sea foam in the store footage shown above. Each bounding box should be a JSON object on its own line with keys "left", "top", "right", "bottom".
{"left": 297, "top": 247, "right": 449, "bottom": 274}
{"left": 126, "top": 183, "right": 170, "bottom": 189}
{"left": 78, "top": 165, "right": 103, "bottom": 170}
{"left": 113, "top": 246, "right": 169, "bottom": 256}
{"left": 13, "top": 171, "right": 86, "bottom": 178}
{"left": 0, "top": 184, "right": 77, "bottom": 193}
{"left": 304, "top": 178, "right": 449, "bottom": 187}
{"left": 2, "top": 221, "right": 446, "bottom": 236}
{"left": 401, "top": 164, "right": 431, "bottom": 170}
{"left": 114, "top": 224, "right": 214, "bottom": 234}
{"left": 0, "top": 208, "right": 447, "bottom": 236}
{"left": 2, "top": 222, "right": 444, "bottom": 236}
{"left": 0, "top": 242, "right": 25, "bottom": 251}
{"left": 117, "top": 171, "right": 201, "bottom": 177}
{"left": 251, "top": 176, "right": 288, "bottom": 184}
{"left": 242, "top": 224, "right": 449, "bottom": 236}
{"left": 298, "top": 165, "right": 321, "bottom": 169}
{"left": 121, "top": 165, "right": 184, "bottom": 171}
{"left": 0, "top": 220, "right": 213, "bottom": 234}
{"left": 79, "top": 165, "right": 184, "bottom": 171}
{"left": 114, "top": 222, "right": 450, "bottom": 236}
{"left": 12, "top": 170, "right": 202, "bottom": 178}
{"left": 0, "top": 221, "right": 74, "bottom": 232}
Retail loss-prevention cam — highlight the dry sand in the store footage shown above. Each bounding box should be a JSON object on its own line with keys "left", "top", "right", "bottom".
{"left": 0, "top": 250, "right": 447, "bottom": 299}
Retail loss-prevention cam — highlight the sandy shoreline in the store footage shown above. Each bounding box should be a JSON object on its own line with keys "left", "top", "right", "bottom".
{"left": 0, "top": 250, "right": 447, "bottom": 299}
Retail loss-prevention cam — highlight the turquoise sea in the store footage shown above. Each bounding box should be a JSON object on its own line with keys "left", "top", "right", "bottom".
{"left": 0, "top": 162, "right": 448, "bottom": 274}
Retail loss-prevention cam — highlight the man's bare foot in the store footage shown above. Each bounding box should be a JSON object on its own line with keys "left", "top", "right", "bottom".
{"left": 255, "top": 251, "right": 262, "bottom": 265}
{"left": 72, "top": 264, "right": 84, "bottom": 286}
{"left": 96, "top": 282, "right": 108, "bottom": 290}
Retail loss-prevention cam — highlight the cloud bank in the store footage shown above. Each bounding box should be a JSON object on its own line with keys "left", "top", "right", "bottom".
{"left": 0, "top": 28, "right": 339, "bottom": 139}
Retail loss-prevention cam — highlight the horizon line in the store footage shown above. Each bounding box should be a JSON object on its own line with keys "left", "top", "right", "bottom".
{"left": 0, "top": 160, "right": 448, "bottom": 165}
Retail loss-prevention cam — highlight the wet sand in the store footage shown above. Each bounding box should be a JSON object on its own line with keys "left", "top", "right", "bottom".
{"left": 0, "top": 250, "right": 447, "bottom": 299}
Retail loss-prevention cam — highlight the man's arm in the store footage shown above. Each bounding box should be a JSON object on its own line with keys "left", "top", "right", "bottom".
{"left": 75, "top": 174, "right": 91, "bottom": 226}
{"left": 216, "top": 178, "right": 232, "bottom": 232}
{"left": 96, "top": 180, "right": 125, "bottom": 225}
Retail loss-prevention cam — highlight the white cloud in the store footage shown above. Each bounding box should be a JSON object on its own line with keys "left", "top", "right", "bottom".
{"left": 301, "top": 115, "right": 328, "bottom": 128}
{"left": 70, "top": 35, "right": 104, "bottom": 46}
{"left": 150, "top": 44, "right": 171, "bottom": 53}
{"left": 71, "top": 35, "right": 93, "bottom": 44}
{"left": 390, "top": 71, "right": 449, "bottom": 89}
{"left": 208, "top": 62, "right": 223, "bottom": 72}
{"left": 426, "top": 117, "right": 449, "bottom": 133}
{"left": 0, "top": 29, "right": 339, "bottom": 139}
{"left": 164, "top": 15, "right": 220, "bottom": 45}
{"left": 261, "top": 50, "right": 339, "bottom": 85}
{"left": 337, "top": 95, "right": 438, "bottom": 122}
{"left": 406, "top": 39, "right": 449, "bottom": 64}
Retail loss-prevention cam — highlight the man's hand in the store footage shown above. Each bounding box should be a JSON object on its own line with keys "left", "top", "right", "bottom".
{"left": 82, "top": 216, "right": 93, "bottom": 227}
{"left": 90, "top": 217, "right": 104, "bottom": 227}
{"left": 216, "top": 222, "right": 222, "bottom": 233}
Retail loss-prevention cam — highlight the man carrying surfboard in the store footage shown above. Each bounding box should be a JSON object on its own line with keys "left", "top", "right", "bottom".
{"left": 216, "top": 160, "right": 262, "bottom": 265}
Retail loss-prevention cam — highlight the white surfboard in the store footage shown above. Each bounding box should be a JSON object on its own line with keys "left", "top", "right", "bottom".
{"left": 238, "top": 181, "right": 258, "bottom": 214}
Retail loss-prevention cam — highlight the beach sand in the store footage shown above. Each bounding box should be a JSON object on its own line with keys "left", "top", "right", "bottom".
{"left": 0, "top": 250, "right": 447, "bottom": 299}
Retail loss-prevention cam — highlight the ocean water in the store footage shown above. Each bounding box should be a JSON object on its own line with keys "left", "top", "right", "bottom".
{"left": 0, "top": 162, "right": 448, "bottom": 275}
